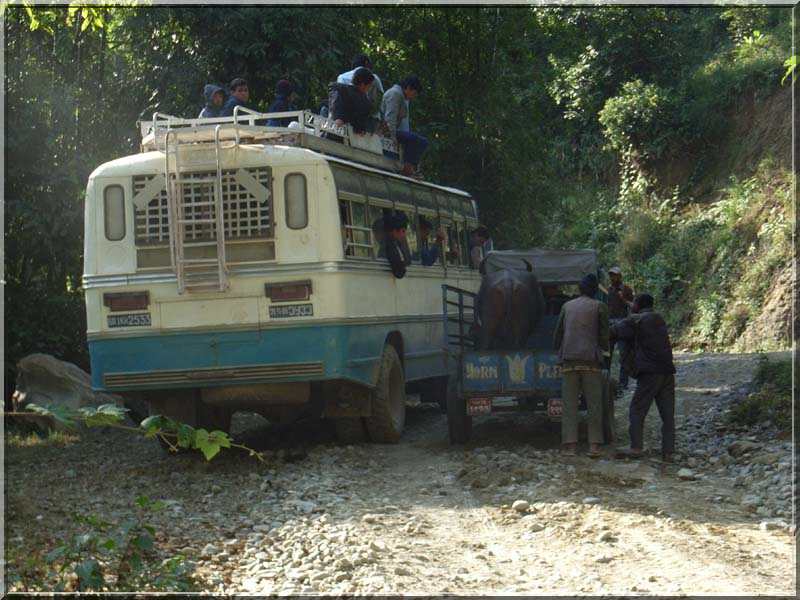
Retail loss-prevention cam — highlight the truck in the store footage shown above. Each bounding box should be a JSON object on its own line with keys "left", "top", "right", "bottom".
{"left": 442, "top": 248, "right": 617, "bottom": 444}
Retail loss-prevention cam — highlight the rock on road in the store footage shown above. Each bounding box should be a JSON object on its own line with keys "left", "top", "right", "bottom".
{"left": 5, "top": 352, "right": 795, "bottom": 594}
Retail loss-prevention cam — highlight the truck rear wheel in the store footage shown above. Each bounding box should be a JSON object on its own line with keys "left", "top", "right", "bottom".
{"left": 364, "top": 344, "right": 406, "bottom": 443}
{"left": 446, "top": 379, "right": 472, "bottom": 444}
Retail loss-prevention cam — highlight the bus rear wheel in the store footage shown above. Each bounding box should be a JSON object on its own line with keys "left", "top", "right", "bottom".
{"left": 364, "top": 344, "right": 406, "bottom": 443}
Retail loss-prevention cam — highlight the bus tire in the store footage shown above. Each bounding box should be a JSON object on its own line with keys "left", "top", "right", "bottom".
{"left": 365, "top": 344, "right": 406, "bottom": 443}
{"left": 602, "top": 377, "right": 618, "bottom": 445}
{"left": 334, "top": 418, "right": 369, "bottom": 444}
{"left": 446, "top": 379, "right": 471, "bottom": 444}
{"left": 419, "top": 376, "right": 448, "bottom": 413}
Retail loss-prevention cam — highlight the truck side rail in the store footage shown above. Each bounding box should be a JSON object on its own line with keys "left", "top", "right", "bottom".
{"left": 441, "top": 284, "right": 478, "bottom": 357}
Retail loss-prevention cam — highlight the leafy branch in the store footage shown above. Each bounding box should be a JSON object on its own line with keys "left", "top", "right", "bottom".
{"left": 24, "top": 403, "right": 266, "bottom": 463}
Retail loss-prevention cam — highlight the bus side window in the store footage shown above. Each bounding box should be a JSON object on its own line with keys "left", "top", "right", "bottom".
{"left": 445, "top": 223, "right": 461, "bottom": 267}
{"left": 340, "top": 199, "right": 372, "bottom": 258}
{"left": 456, "top": 220, "right": 469, "bottom": 266}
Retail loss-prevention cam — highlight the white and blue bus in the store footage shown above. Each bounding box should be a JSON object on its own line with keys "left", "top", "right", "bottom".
{"left": 82, "top": 110, "right": 481, "bottom": 442}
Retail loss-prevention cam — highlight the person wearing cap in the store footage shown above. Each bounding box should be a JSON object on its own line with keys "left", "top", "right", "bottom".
{"left": 553, "top": 273, "right": 610, "bottom": 458}
{"left": 610, "top": 293, "right": 676, "bottom": 462}
{"left": 382, "top": 212, "right": 411, "bottom": 278}
{"left": 414, "top": 216, "right": 444, "bottom": 266}
{"left": 266, "top": 79, "right": 298, "bottom": 127}
{"left": 607, "top": 266, "right": 634, "bottom": 391}
{"left": 198, "top": 84, "right": 226, "bottom": 118}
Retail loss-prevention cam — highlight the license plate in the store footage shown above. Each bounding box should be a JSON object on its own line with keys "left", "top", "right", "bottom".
{"left": 107, "top": 313, "right": 151, "bottom": 328}
{"left": 547, "top": 398, "right": 563, "bottom": 417}
{"left": 467, "top": 397, "right": 492, "bottom": 416}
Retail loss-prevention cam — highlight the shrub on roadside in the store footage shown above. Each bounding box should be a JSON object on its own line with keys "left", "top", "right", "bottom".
{"left": 726, "top": 355, "right": 791, "bottom": 430}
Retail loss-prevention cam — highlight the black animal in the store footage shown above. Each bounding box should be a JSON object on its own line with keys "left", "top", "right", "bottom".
{"left": 475, "top": 259, "right": 545, "bottom": 350}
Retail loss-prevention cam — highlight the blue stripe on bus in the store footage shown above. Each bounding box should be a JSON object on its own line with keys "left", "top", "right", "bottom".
{"left": 88, "top": 321, "right": 448, "bottom": 392}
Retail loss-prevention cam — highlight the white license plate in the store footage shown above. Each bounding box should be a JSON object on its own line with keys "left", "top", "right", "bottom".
{"left": 547, "top": 398, "right": 563, "bottom": 417}
{"left": 467, "top": 397, "right": 492, "bottom": 416}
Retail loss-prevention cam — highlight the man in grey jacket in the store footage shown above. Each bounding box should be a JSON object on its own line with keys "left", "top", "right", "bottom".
{"left": 553, "top": 274, "right": 610, "bottom": 457}
{"left": 381, "top": 76, "right": 428, "bottom": 176}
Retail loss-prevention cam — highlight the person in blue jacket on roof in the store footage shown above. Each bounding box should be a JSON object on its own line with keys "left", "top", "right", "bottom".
{"left": 198, "top": 84, "right": 225, "bottom": 118}
{"left": 220, "top": 78, "right": 251, "bottom": 117}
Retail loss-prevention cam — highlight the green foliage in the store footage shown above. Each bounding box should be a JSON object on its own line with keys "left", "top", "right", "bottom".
{"left": 727, "top": 355, "right": 791, "bottom": 430}
{"left": 599, "top": 80, "right": 676, "bottom": 158}
{"left": 25, "top": 401, "right": 264, "bottom": 462}
{"left": 39, "top": 496, "right": 196, "bottom": 591}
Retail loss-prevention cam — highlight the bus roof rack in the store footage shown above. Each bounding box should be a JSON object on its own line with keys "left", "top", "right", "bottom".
{"left": 139, "top": 108, "right": 404, "bottom": 173}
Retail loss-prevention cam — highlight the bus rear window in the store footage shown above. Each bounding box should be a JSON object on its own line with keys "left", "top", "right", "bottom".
{"left": 285, "top": 173, "right": 308, "bottom": 229}
{"left": 104, "top": 185, "right": 126, "bottom": 241}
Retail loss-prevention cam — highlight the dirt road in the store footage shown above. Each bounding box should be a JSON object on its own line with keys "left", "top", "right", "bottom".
{"left": 5, "top": 352, "right": 795, "bottom": 594}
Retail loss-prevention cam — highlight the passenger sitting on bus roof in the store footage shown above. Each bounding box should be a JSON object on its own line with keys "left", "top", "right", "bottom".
{"left": 318, "top": 100, "right": 330, "bottom": 118}
{"left": 382, "top": 76, "right": 428, "bottom": 177}
{"left": 383, "top": 213, "right": 411, "bottom": 279}
{"left": 220, "top": 77, "right": 251, "bottom": 117}
{"left": 198, "top": 84, "right": 226, "bottom": 118}
{"left": 266, "top": 79, "right": 298, "bottom": 127}
{"left": 413, "top": 216, "right": 443, "bottom": 266}
{"left": 337, "top": 54, "right": 384, "bottom": 120}
{"left": 469, "top": 226, "right": 490, "bottom": 269}
{"left": 328, "top": 67, "right": 377, "bottom": 135}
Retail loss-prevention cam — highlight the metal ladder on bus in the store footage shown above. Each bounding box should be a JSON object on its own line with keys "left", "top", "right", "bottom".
{"left": 163, "top": 125, "right": 229, "bottom": 294}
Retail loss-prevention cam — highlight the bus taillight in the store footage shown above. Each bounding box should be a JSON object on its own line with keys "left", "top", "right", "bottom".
{"left": 264, "top": 280, "right": 312, "bottom": 302}
{"left": 103, "top": 291, "right": 150, "bottom": 312}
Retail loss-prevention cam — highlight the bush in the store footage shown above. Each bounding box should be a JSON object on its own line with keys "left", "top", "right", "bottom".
{"left": 727, "top": 355, "right": 791, "bottom": 430}
{"left": 599, "top": 79, "right": 676, "bottom": 159}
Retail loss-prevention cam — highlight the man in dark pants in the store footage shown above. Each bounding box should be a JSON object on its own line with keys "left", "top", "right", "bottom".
{"left": 610, "top": 293, "right": 676, "bottom": 462}
{"left": 553, "top": 273, "right": 610, "bottom": 458}
{"left": 607, "top": 266, "right": 634, "bottom": 391}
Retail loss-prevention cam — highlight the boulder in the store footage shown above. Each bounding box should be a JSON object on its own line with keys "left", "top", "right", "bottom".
{"left": 12, "top": 354, "right": 123, "bottom": 426}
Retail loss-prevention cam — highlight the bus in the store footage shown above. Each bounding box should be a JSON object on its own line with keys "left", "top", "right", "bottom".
{"left": 82, "top": 109, "right": 482, "bottom": 443}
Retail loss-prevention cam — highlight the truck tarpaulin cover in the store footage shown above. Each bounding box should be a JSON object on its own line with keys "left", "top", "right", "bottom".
{"left": 482, "top": 249, "right": 598, "bottom": 284}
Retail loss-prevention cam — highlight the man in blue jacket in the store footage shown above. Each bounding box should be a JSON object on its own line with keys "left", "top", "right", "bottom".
{"left": 198, "top": 84, "right": 225, "bottom": 118}
{"left": 221, "top": 78, "right": 251, "bottom": 117}
{"left": 266, "top": 79, "right": 297, "bottom": 127}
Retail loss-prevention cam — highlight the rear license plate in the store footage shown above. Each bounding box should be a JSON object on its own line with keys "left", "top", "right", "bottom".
{"left": 107, "top": 313, "right": 151, "bottom": 328}
{"left": 547, "top": 398, "right": 563, "bottom": 417}
{"left": 467, "top": 397, "right": 492, "bottom": 416}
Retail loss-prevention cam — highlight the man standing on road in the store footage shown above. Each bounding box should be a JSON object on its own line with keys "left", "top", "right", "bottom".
{"left": 611, "top": 293, "right": 677, "bottom": 463}
{"left": 553, "top": 273, "right": 610, "bottom": 458}
{"left": 607, "top": 266, "right": 634, "bottom": 392}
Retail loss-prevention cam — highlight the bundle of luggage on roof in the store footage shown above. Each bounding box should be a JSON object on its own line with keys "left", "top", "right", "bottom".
{"left": 198, "top": 54, "right": 428, "bottom": 178}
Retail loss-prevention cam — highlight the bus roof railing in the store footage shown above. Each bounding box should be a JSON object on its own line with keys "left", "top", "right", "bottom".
{"left": 140, "top": 109, "right": 401, "bottom": 158}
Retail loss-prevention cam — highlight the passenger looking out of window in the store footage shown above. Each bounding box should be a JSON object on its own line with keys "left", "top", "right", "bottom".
{"left": 266, "top": 79, "right": 298, "bottom": 127}
{"left": 199, "top": 84, "right": 226, "bottom": 118}
{"left": 414, "top": 216, "right": 444, "bottom": 266}
{"left": 469, "top": 225, "right": 490, "bottom": 270}
{"left": 382, "top": 213, "right": 411, "bottom": 279}
{"left": 543, "top": 285, "right": 570, "bottom": 316}
{"left": 382, "top": 76, "right": 428, "bottom": 177}
{"left": 328, "top": 67, "right": 377, "bottom": 135}
{"left": 337, "top": 54, "right": 384, "bottom": 121}
{"left": 221, "top": 78, "right": 251, "bottom": 117}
